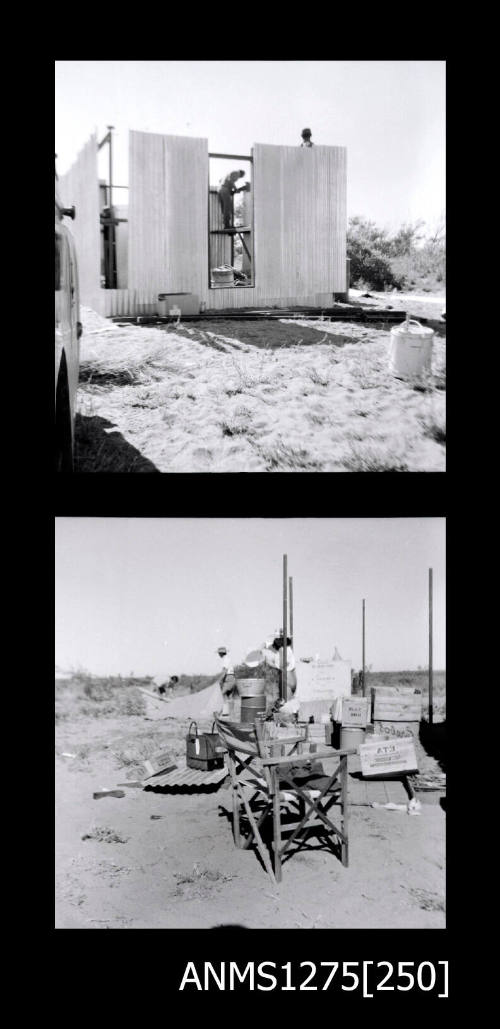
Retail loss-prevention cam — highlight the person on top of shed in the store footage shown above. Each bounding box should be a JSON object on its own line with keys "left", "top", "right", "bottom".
{"left": 300, "top": 128, "right": 314, "bottom": 147}
{"left": 218, "top": 170, "right": 249, "bottom": 229}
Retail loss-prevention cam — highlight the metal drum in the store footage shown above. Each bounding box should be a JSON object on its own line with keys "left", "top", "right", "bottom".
{"left": 340, "top": 726, "right": 366, "bottom": 752}
{"left": 236, "top": 678, "right": 266, "bottom": 697}
{"left": 240, "top": 695, "right": 267, "bottom": 723}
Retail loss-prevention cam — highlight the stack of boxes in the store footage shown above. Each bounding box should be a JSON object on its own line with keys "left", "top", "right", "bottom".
{"left": 371, "top": 686, "right": 422, "bottom": 739}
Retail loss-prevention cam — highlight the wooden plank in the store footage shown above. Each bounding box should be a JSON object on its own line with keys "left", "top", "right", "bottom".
{"left": 373, "top": 699, "right": 422, "bottom": 721}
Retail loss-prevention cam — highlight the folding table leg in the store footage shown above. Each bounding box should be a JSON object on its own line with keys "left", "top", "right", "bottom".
{"left": 240, "top": 789, "right": 277, "bottom": 884}
{"left": 228, "top": 754, "right": 242, "bottom": 848}
{"left": 341, "top": 755, "right": 349, "bottom": 867}
{"left": 272, "top": 770, "right": 282, "bottom": 883}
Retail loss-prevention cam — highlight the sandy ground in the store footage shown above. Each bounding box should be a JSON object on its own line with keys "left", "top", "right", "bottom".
{"left": 76, "top": 294, "right": 445, "bottom": 473}
{"left": 55, "top": 710, "right": 445, "bottom": 930}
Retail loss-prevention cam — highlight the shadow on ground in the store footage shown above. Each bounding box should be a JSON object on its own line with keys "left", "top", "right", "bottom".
{"left": 74, "top": 414, "right": 160, "bottom": 473}
{"left": 419, "top": 719, "right": 447, "bottom": 773}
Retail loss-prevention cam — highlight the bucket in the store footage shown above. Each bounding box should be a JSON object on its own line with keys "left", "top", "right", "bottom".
{"left": 241, "top": 695, "right": 267, "bottom": 723}
{"left": 236, "top": 678, "right": 266, "bottom": 697}
{"left": 212, "top": 267, "right": 234, "bottom": 286}
{"left": 340, "top": 726, "right": 366, "bottom": 752}
{"left": 389, "top": 319, "right": 434, "bottom": 382}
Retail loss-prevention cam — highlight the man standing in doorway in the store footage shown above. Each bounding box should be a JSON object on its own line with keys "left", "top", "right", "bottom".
{"left": 218, "top": 170, "right": 247, "bottom": 229}
{"left": 300, "top": 128, "right": 314, "bottom": 147}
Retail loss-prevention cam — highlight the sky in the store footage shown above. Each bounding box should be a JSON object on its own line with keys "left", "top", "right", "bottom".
{"left": 55, "top": 60, "right": 445, "bottom": 232}
{"left": 55, "top": 518, "right": 445, "bottom": 678}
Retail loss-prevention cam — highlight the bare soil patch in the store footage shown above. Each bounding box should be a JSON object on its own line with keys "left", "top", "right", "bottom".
{"left": 55, "top": 673, "right": 445, "bottom": 929}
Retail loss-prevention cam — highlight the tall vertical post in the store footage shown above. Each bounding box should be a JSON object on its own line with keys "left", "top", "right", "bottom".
{"left": 428, "top": 568, "right": 433, "bottom": 725}
{"left": 289, "top": 576, "right": 294, "bottom": 650}
{"left": 107, "top": 125, "right": 114, "bottom": 211}
{"left": 282, "top": 554, "right": 288, "bottom": 702}
{"left": 362, "top": 599, "right": 366, "bottom": 697}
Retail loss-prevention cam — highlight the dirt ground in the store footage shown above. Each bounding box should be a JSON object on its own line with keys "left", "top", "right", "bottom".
{"left": 55, "top": 703, "right": 445, "bottom": 930}
{"left": 75, "top": 291, "right": 445, "bottom": 473}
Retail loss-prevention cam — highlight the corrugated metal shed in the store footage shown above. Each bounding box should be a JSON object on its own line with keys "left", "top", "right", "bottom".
{"left": 127, "top": 132, "right": 346, "bottom": 311}
{"left": 60, "top": 131, "right": 347, "bottom": 317}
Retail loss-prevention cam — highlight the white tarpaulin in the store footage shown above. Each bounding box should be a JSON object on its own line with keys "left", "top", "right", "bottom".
{"left": 138, "top": 680, "right": 224, "bottom": 722}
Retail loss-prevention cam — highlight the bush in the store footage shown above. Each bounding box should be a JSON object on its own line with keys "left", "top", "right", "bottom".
{"left": 347, "top": 215, "right": 445, "bottom": 292}
{"left": 348, "top": 238, "right": 404, "bottom": 291}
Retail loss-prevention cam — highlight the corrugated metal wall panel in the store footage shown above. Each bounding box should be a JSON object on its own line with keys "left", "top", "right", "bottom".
{"left": 205, "top": 291, "right": 334, "bottom": 311}
{"left": 59, "top": 135, "right": 102, "bottom": 313}
{"left": 129, "top": 131, "right": 209, "bottom": 296}
{"left": 252, "top": 144, "right": 347, "bottom": 298}
{"left": 103, "top": 289, "right": 158, "bottom": 317}
{"left": 103, "top": 290, "right": 335, "bottom": 316}
{"left": 128, "top": 130, "right": 166, "bottom": 292}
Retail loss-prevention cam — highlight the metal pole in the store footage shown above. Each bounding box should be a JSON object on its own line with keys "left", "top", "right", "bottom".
{"left": 362, "top": 599, "right": 366, "bottom": 697}
{"left": 107, "top": 125, "right": 115, "bottom": 210}
{"left": 429, "top": 569, "right": 433, "bottom": 725}
{"left": 289, "top": 576, "right": 294, "bottom": 650}
{"left": 282, "top": 555, "right": 288, "bottom": 702}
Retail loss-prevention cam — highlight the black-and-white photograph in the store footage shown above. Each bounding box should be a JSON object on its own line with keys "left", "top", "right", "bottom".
{"left": 55, "top": 517, "right": 445, "bottom": 929}
{"left": 55, "top": 60, "right": 445, "bottom": 473}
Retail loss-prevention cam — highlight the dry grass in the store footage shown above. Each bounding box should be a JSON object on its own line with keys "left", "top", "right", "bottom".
{"left": 81, "top": 825, "right": 129, "bottom": 844}
{"left": 75, "top": 307, "right": 446, "bottom": 473}
{"left": 173, "top": 864, "right": 235, "bottom": 898}
{"left": 342, "top": 444, "right": 409, "bottom": 473}
{"left": 55, "top": 672, "right": 147, "bottom": 722}
{"left": 420, "top": 405, "right": 446, "bottom": 444}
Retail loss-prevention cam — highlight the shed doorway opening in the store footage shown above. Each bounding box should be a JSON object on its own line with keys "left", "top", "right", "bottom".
{"left": 209, "top": 154, "right": 254, "bottom": 288}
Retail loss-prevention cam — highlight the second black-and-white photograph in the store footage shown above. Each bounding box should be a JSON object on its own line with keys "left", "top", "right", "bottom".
{"left": 55, "top": 517, "right": 445, "bottom": 929}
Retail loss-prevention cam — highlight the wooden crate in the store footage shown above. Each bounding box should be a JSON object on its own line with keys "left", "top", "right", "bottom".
{"left": 371, "top": 686, "right": 422, "bottom": 722}
{"left": 359, "top": 737, "right": 418, "bottom": 778}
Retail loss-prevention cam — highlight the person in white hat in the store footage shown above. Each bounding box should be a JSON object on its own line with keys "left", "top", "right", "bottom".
{"left": 216, "top": 646, "right": 236, "bottom": 715}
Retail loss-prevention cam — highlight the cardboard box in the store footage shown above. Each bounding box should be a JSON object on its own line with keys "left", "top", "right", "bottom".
{"left": 340, "top": 696, "right": 369, "bottom": 727}
{"left": 359, "top": 737, "right": 418, "bottom": 778}
{"left": 142, "top": 751, "right": 177, "bottom": 778}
